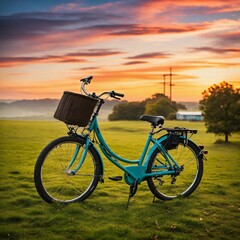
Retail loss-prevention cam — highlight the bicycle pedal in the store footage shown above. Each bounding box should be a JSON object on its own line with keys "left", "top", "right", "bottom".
{"left": 108, "top": 176, "right": 122, "bottom": 181}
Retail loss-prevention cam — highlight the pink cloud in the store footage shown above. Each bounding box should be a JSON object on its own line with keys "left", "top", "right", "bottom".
{"left": 137, "top": 0, "right": 240, "bottom": 16}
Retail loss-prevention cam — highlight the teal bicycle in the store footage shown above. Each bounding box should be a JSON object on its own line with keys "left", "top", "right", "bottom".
{"left": 34, "top": 76, "right": 207, "bottom": 206}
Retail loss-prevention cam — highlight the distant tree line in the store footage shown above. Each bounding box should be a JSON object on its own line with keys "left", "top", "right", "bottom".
{"left": 108, "top": 93, "right": 186, "bottom": 121}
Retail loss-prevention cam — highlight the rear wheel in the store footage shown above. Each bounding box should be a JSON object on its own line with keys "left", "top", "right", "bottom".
{"left": 147, "top": 138, "right": 203, "bottom": 200}
{"left": 34, "top": 136, "right": 102, "bottom": 203}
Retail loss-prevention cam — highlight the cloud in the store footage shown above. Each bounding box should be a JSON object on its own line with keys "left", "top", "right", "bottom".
{"left": 136, "top": 0, "right": 240, "bottom": 19}
{"left": 0, "top": 13, "right": 80, "bottom": 41}
{"left": 103, "top": 23, "right": 211, "bottom": 36}
{"left": 51, "top": 1, "right": 240, "bottom": 24}
{"left": 123, "top": 61, "right": 148, "bottom": 65}
{"left": 1, "top": 1, "right": 237, "bottom": 44}
{"left": 79, "top": 67, "right": 101, "bottom": 71}
{"left": 189, "top": 47, "right": 240, "bottom": 54}
{"left": 65, "top": 49, "right": 125, "bottom": 57}
{"left": 52, "top": 1, "right": 124, "bottom": 13}
{"left": 127, "top": 52, "right": 172, "bottom": 59}
{"left": 208, "top": 31, "right": 240, "bottom": 46}
{"left": 0, "top": 10, "right": 124, "bottom": 54}
{"left": 0, "top": 6, "right": 213, "bottom": 56}
{"left": 0, "top": 49, "right": 124, "bottom": 67}
{"left": 96, "top": 60, "right": 240, "bottom": 79}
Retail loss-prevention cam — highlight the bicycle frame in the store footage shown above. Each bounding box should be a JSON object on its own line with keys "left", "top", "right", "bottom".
{"left": 69, "top": 112, "right": 182, "bottom": 185}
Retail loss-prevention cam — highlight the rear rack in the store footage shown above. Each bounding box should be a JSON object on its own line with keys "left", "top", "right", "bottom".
{"left": 162, "top": 127, "right": 197, "bottom": 134}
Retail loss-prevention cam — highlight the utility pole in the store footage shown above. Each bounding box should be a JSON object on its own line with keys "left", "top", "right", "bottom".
{"left": 169, "top": 67, "right": 173, "bottom": 100}
{"left": 162, "top": 74, "right": 167, "bottom": 95}
{"left": 162, "top": 67, "right": 174, "bottom": 100}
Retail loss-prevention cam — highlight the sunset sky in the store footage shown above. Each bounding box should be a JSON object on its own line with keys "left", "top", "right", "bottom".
{"left": 0, "top": 0, "right": 239, "bottom": 102}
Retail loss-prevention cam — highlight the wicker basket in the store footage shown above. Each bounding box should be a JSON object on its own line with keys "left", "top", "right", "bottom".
{"left": 54, "top": 91, "right": 98, "bottom": 126}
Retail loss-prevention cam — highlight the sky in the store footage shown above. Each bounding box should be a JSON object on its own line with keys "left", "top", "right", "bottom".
{"left": 0, "top": 0, "right": 239, "bottom": 102}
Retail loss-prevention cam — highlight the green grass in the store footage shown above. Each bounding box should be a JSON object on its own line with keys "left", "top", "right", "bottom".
{"left": 0, "top": 120, "right": 239, "bottom": 240}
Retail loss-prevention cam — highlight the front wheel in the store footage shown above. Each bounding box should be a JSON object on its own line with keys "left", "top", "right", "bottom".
{"left": 34, "top": 136, "right": 102, "bottom": 204}
{"left": 147, "top": 138, "right": 203, "bottom": 200}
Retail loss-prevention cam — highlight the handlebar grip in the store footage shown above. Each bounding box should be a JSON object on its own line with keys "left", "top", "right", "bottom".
{"left": 112, "top": 91, "right": 124, "bottom": 98}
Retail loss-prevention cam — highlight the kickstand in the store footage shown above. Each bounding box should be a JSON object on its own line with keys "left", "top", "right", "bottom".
{"left": 126, "top": 180, "right": 138, "bottom": 209}
{"left": 152, "top": 196, "right": 156, "bottom": 203}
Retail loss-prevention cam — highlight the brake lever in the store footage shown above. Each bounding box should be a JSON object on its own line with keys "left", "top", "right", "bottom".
{"left": 112, "top": 96, "right": 121, "bottom": 100}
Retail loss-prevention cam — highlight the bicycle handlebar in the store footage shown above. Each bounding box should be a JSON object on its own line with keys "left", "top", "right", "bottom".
{"left": 80, "top": 76, "right": 124, "bottom": 100}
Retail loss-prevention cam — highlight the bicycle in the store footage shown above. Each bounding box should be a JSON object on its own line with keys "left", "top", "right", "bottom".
{"left": 34, "top": 76, "right": 207, "bottom": 207}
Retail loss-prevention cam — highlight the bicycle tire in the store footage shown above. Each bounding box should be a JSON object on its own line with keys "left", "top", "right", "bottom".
{"left": 34, "top": 136, "right": 102, "bottom": 204}
{"left": 147, "top": 138, "right": 203, "bottom": 200}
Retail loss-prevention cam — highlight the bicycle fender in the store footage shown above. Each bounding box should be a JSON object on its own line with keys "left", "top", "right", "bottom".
{"left": 144, "top": 134, "right": 168, "bottom": 166}
{"left": 91, "top": 142, "right": 104, "bottom": 177}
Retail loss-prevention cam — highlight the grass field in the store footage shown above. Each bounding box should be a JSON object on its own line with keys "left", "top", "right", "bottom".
{"left": 0, "top": 119, "right": 239, "bottom": 240}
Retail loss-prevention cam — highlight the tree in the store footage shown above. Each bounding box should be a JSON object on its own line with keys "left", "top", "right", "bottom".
{"left": 145, "top": 98, "right": 177, "bottom": 118}
{"left": 108, "top": 101, "right": 145, "bottom": 120}
{"left": 145, "top": 94, "right": 179, "bottom": 119}
{"left": 199, "top": 81, "right": 240, "bottom": 142}
{"left": 108, "top": 93, "right": 186, "bottom": 121}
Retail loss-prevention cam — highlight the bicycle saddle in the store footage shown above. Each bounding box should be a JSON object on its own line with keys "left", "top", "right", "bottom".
{"left": 140, "top": 115, "right": 165, "bottom": 126}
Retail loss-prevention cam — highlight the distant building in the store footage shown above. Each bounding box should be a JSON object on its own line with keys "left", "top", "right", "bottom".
{"left": 176, "top": 111, "right": 203, "bottom": 121}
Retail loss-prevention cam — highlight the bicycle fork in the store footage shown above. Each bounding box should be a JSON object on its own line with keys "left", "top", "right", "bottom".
{"left": 65, "top": 137, "right": 91, "bottom": 175}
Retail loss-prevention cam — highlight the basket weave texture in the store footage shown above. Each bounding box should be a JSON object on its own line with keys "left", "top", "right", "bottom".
{"left": 54, "top": 91, "right": 98, "bottom": 126}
